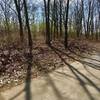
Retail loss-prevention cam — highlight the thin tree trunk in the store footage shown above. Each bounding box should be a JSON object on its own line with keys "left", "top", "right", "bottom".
{"left": 14, "top": 0, "right": 24, "bottom": 43}
{"left": 23, "top": 0, "right": 32, "bottom": 50}
{"left": 59, "top": 0, "right": 63, "bottom": 38}
{"left": 64, "top": 0, "right": 69, "bottom": 48}
{"left": 44, "top": 0, "right": 51, "bottom": 45}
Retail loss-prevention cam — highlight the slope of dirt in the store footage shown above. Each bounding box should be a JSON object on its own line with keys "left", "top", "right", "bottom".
{"left": 0, "top": 40, "right": 93, "bottom": 91}
{"left": 0, "top": 53, "right": 100, "bottom": 100}
{"left": 0, "top": 40, "right": 99, "bottom": 98}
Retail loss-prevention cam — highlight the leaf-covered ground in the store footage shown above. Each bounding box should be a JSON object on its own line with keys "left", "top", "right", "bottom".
{"left": 0, "top": 39, "right": 98, "bottom": 91}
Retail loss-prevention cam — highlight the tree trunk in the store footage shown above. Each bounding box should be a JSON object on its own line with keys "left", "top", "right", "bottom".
{"left": 44, "top": 0, "right": 51, "bottom": 45}
{"left": 64, "top": 0, "right": 69, "bottom": 48}
{"left": 14, "top": 0, "right": 24, "bottom": 43}
{"left": 23, "top": 0, "right": 32, "bottom": 50}
{"left": 59, "top": 0, "right": 63, "bottom": 38}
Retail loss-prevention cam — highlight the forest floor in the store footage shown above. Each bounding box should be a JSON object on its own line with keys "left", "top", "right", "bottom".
{"left": 0, "top": 39, "right": 100, "bottom": 100}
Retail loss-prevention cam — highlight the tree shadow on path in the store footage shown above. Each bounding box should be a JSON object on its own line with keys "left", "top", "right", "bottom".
{"left": 9, "top": 48, "right": 33, "bottom": 100}
{"left": 50, "top": 45, "right": 100, "bottom": 100}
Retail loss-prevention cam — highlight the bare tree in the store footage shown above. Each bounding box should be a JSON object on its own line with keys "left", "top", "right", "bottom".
{"left": 44, "top": 0, "right": 51, "bottom": 45}
{"left": 64, "top": 0, "right": 70, "bottom": 48}
{"left": 23, "top": 0, "right": 32, "bottom": 50}
{"left": 59, "top": 0, "right": 63, "bottom": 38}
{"left": 0, "top": 0, "right": 10, "bottom": 36}
{"left": 14, "top": 0, "right": 24, "bottom": 43}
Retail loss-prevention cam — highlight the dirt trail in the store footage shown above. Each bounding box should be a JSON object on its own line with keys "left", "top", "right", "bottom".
{"left": 0, "top": 53, "right": 100, "bottom": 100}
